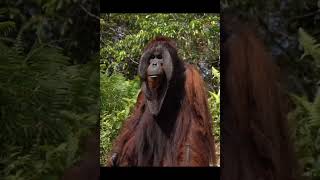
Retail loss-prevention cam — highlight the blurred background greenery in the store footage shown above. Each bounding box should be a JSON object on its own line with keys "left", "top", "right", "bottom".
{"left": 0, "top": 1, "right": 99, "bottom": 179}
{"left": 222, "top": 0, "right": 320, "bottom": 179}
{"left": 100, "top": 13, "right": 221, "bottom": 166}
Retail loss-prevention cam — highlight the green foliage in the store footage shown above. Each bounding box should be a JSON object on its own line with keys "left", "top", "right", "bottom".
{"left": 298, "top": 28, "right": 320, "bottom": 66}
{"left": 100, "top": 74, "right": 140, "bottom": 165}
{"left": 209, "top": 89, "right": 220, "bottom": 148}
{"left": 0, "top": 1, "right": 99, "bottom": 179}
{"left": 0, "top": 40, "right": 99, "bottom": 179}
{"left": 288, "top": 29, "right": 320, "bottom": 179}
{"left": 288, "top": 92, "right": 320, "bottom": 179}
{"left": 0, "top": 21, "right": 15, "bottom": 36}
{"left": 100, "top": 13, "right": 220, "bottom": 84}
{"left": 209, "top": 67, "right": 220, "bottom": 140}
{"left": 1, "top": 0, "right": 99, "bottom": 63}
{"left": 208, "top": 65, "right": 220, "bottom": 165}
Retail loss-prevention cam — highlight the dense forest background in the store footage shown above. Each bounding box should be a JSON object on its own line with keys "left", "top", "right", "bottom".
{"left": 0, "top": 1, "right": 99, "bottom": 179}
{"left": 223, "top": 0, "right": 320, "bottom": 179}
{"left": 100, "top": 13, "right": 221, "bottom": 166}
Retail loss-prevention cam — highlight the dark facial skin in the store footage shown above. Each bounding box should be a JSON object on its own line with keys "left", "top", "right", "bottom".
{"left": 138, "top": 44, "right": 174, "bottom": 116}
{"left": 147, "top": 57, "right": 164, "bottom": 89}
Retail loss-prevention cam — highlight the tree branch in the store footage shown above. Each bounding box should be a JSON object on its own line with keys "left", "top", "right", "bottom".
{"left": 80, "top": 5, "right": 100, "bottom": 21}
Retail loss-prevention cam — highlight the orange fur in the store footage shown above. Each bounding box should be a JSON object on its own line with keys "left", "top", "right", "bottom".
{"left": 222, "top": 14, "right": 299, "bottom": 180}
{"left": 107, "top": 63, "right": 216, "bottom": 166}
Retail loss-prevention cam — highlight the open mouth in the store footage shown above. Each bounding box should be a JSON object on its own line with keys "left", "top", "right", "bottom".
{"left": 147, "top": 74, "right": 163, "bottom": 90}
{"left": 148, "top": 75, "right": 159, "bottom": 78}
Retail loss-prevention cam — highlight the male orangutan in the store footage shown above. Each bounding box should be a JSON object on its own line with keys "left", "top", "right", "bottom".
{"left": 107, "top": 37, "right": 216, "bottom": 166}
{"left": 221, "top": 14, "right": 300, "bottom": 180}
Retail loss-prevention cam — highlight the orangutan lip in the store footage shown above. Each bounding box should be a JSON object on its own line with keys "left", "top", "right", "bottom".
{"left": 149, "top": 75, "right": 158, "bottom": 78}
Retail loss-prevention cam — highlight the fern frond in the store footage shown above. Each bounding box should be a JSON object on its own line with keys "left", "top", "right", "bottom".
{"left": 290, "top": 93, "right": 313, "bottom": 114}
{"left": 0, "top": 21, "right": 16, "bottom": 36}
{"left": 298, "top": 28, "right": 320, "bottom": 65}
{"left": 310, "top": 88, "right": 320, "bottom": 127}
{"left": 13, "top": 16, "right": 41, "bottom": 54}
